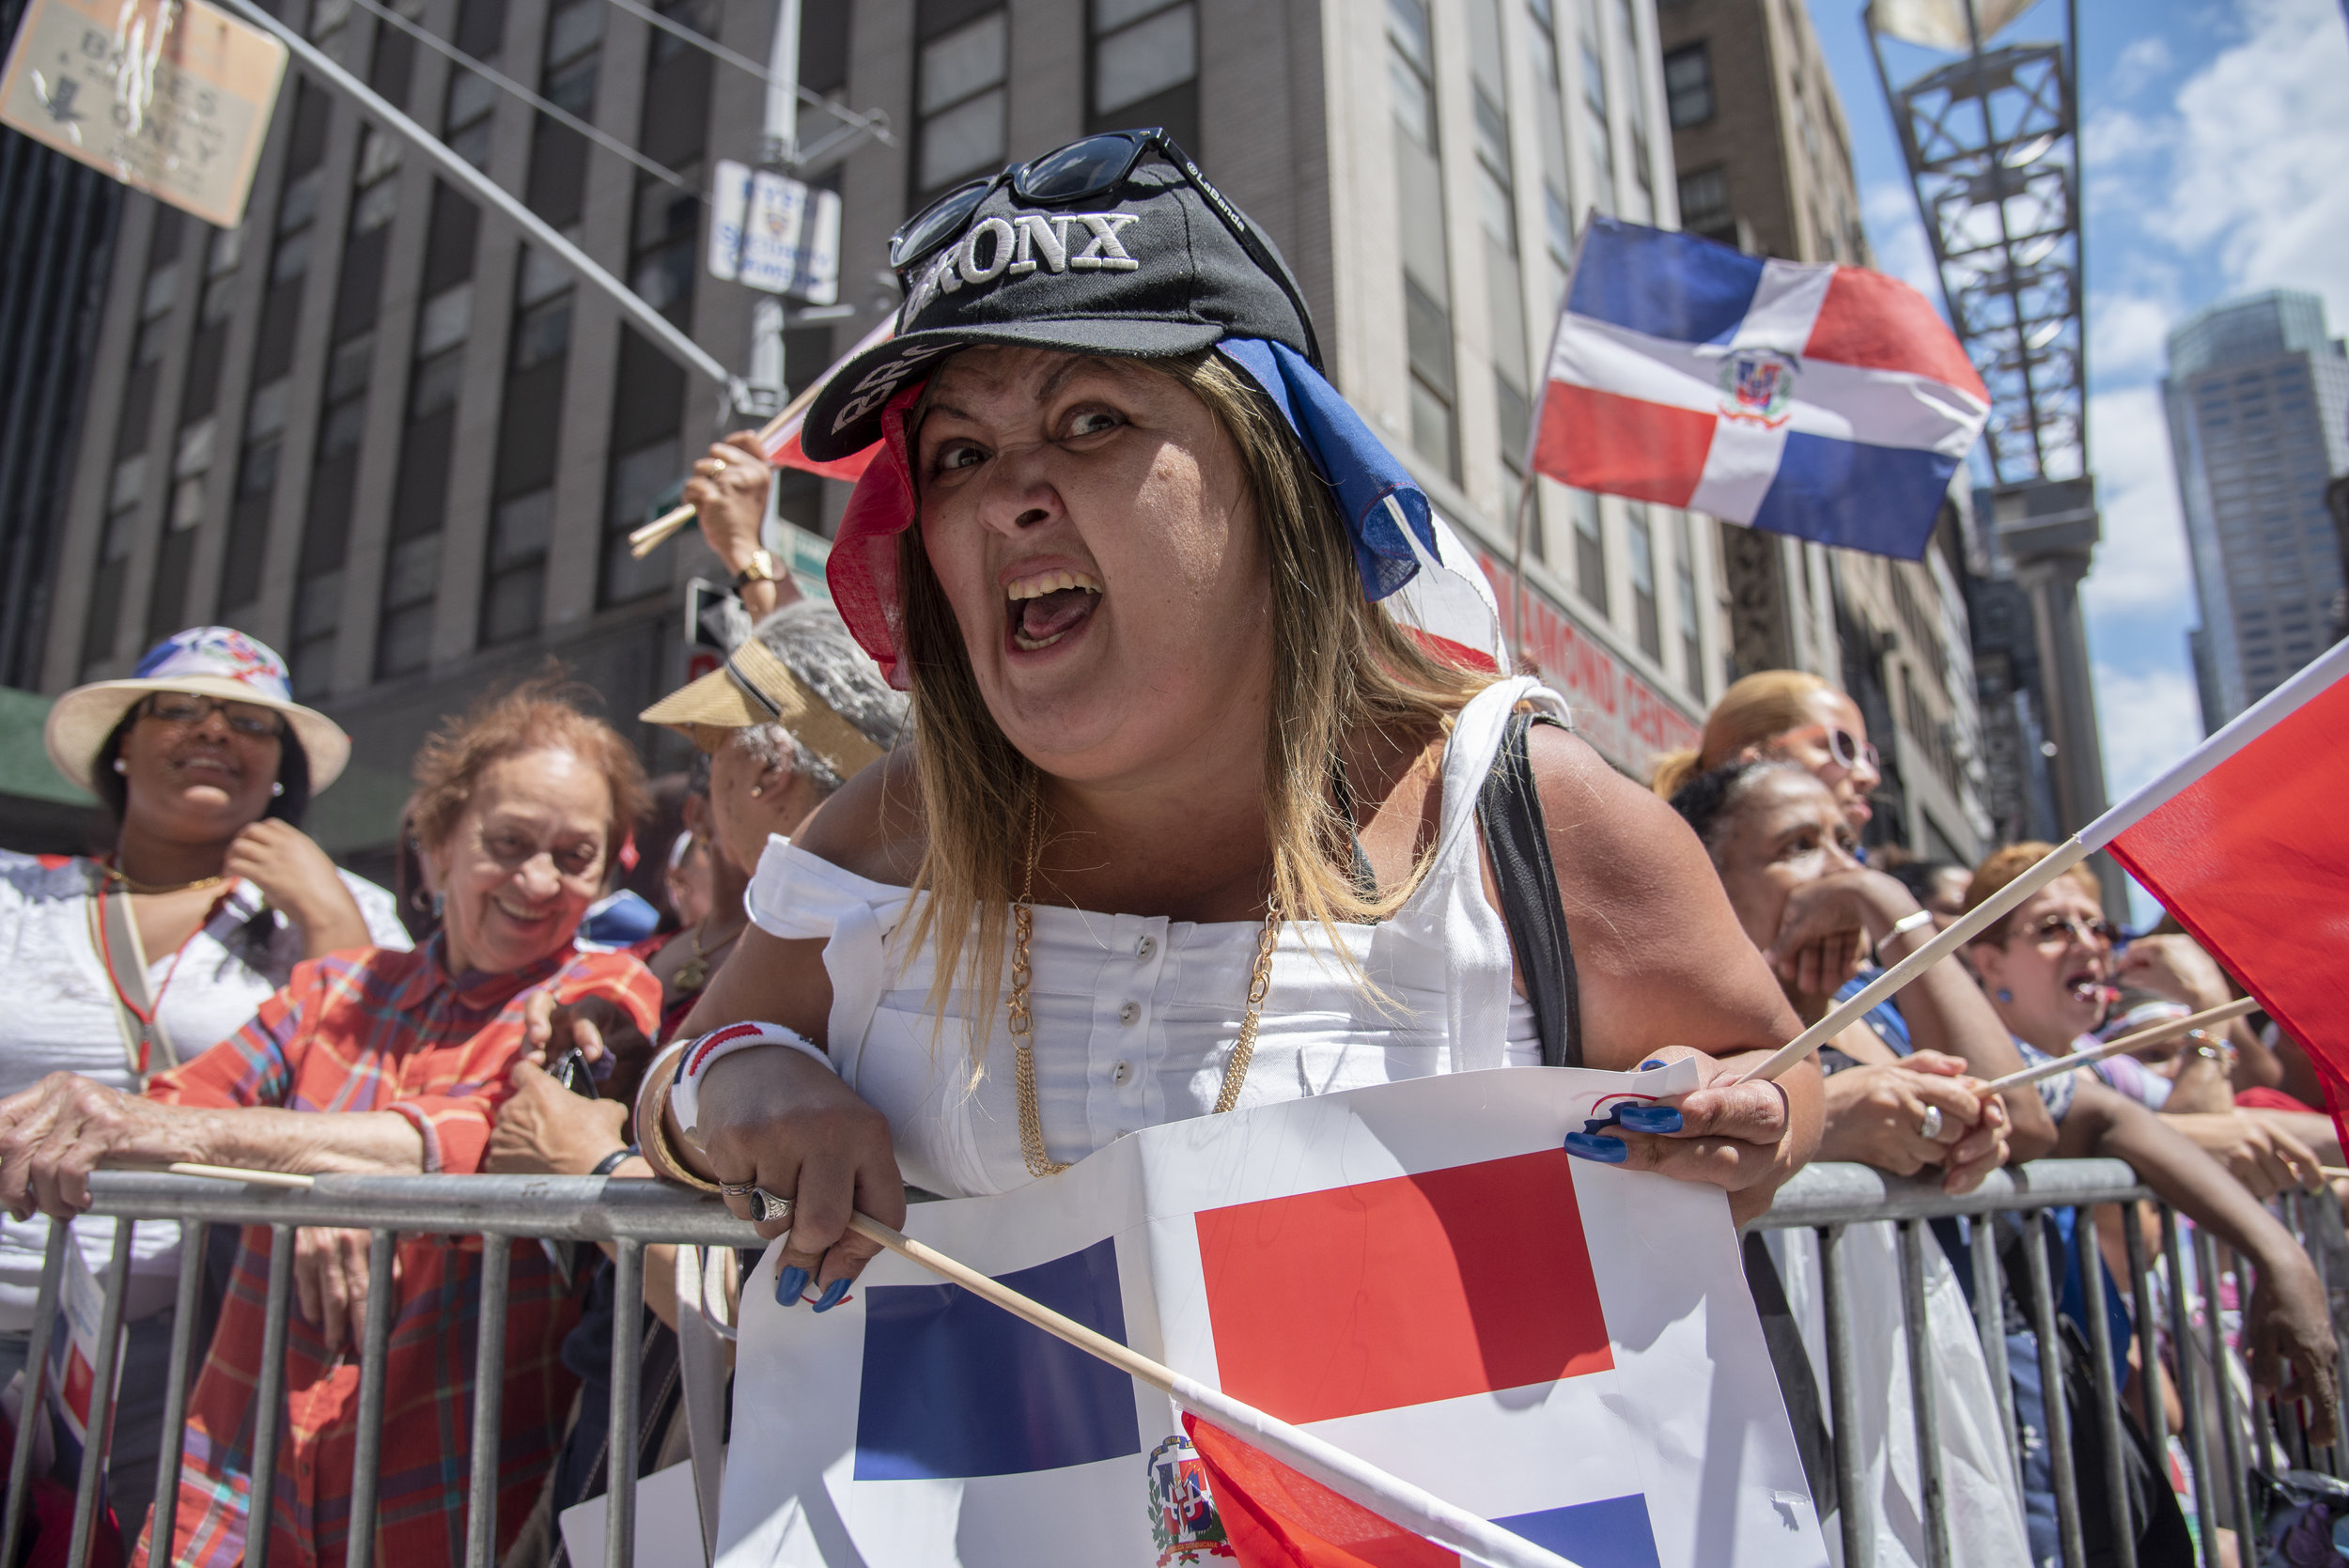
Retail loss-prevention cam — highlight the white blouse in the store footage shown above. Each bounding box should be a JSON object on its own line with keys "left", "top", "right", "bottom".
{"left": 0, "top": 853, "right": 410, "bottom": 1329}
{"left": 744, "top": 677, "right": 1561, "bottom": 1199}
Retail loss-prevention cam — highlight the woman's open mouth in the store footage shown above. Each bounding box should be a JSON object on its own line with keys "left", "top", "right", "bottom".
{"left": 2063, "top": 969, "right": 2109, "bottom": 1007}
{"left": 1005, "top": 568, "right": 1102, "bottom": 653}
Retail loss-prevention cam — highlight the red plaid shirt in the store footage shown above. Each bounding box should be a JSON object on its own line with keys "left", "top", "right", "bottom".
{"left": 134, "top": 937, "right": 661, "bottom": 1568}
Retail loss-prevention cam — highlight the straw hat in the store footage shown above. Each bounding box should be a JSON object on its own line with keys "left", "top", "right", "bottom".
{"left": 639, "top": 639, "right": 882, "bottom": 782}
{"left": 43, "top": 627, "right": 352, "bottom": 793}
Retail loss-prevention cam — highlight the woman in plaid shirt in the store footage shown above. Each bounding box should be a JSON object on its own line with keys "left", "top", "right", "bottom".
{"left": 0, "top": 679, "right": 662, "bottom": 1568}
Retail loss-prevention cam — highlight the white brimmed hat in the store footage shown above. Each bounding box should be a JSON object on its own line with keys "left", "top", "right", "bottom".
{"left": 43, "top": 627, "right": 351, "bottom": 793}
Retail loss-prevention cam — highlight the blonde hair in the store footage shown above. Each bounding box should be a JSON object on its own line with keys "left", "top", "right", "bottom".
{"left": 894, "top": 349, "right": 1493, "bottom": 1062}
{"left": 1649, "top": 670, "right": 1834, "bottom": 800}
{"left": 1962, "top": 841, "right": 2100, "bottom": 943}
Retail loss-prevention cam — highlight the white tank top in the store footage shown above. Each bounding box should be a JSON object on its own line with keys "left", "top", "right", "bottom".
{"left": 743, "top": 676, "right": 1564, "bottom": 1198}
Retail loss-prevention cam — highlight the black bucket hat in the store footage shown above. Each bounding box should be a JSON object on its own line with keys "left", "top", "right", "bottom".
{"left": 801, "top": 130, "right": 1320, "bottom": 460}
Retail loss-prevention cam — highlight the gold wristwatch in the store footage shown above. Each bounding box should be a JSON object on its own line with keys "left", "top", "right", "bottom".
{"left": 731, "top": 549, "right": 780, "bottom": 589}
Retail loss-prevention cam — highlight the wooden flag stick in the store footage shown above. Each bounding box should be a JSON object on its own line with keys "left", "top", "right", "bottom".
{"left": 626, "top": 397, "right": 800, "bottom": 559}
{"left": 106, "top": 1161, "right": 319, "bottom": 1188}
{"left": 1743, "top": 836, "right": 2092, "bottom": 1083}
{"left": 1979, "top": 996, "right": 2259, "bottom": 1094}
{"left": 830, "top": 1208, "right": 1583, "bottom": 1568}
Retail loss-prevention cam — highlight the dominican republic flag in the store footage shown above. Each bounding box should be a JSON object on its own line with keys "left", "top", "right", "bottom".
{"left": 2084, "top": 638, "right": 2349, "bottom": 1130}
{"left": 761, "top": 318, "right": 895, "bottom": 482}
{"left": 1532, "top": 218, "right": 1989, "bottom": 560}
{"left": 717, "top": 1065, "right": 1827, "bottom": 1568}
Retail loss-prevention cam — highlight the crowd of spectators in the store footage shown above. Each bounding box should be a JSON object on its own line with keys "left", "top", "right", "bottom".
{"left": 0, "top": 489, "right": 2330, "bottom": 1568}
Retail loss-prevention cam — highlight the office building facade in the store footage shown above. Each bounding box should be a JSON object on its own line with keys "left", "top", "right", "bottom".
{"left": 32, "top": 0, "right": 1712, "bottom": 870}
{"left": 2163, "top": 290, "right": 2349, "bottom": 729}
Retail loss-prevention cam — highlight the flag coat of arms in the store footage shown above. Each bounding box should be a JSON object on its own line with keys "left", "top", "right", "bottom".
{"left": 1533, "top": 218, "right": 1989, "bottom": 560}
{"left": 717, "top": 1066, "right": 1828, "bottom": 1568}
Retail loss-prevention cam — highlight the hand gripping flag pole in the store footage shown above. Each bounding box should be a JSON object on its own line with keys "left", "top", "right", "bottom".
{"left": 1747, "top": 638, "right": 2349, "bottom": 1085}
{"left": 800, "top": 1203, "right": 1588, "bottom": 1568}
{"left": 627, "top": 318, "right": 896, "bottom": 559}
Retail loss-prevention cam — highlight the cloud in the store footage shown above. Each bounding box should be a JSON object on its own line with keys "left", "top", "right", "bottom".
{"left": 2092, "top": 661, "right": 2203, "bottom": 804}
{"left": 2080, "top": 385, "right": 2193, "bottom": 620}
{"left": 2133, "top": 0, "right": 2349, "bottom": 327}
{"left": 1861, "top": 181, "right": 1941, "bottom": 302}
{"left": 2088, "top": 291, "right": 2177, "bottom": 380}
{"left": 2106, "top": 35, "right": 2174, "bottom": 100}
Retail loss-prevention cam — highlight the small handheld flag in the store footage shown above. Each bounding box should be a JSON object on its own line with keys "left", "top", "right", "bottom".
{"left": 1532, "top": 218, "right": 1988, "bottom": 561}
{"left": 1748, "top": 639, "right": 2348, "bottom": 1085}
{"left": 628, "top": 318, "right": 895, "bottom": 559}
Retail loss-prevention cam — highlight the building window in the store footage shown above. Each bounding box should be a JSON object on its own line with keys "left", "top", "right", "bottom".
{"left": 378, "top": 532, "right": 444, "bottom": 675}
{"left": 149, "top": 418, "right": 212, "bottom": 642}
{"left": 1627, "top": 502, "right": 1660, "bottom": 659}
{"left": 480, "top": 246, "right": 572, "bottom": 644}
{"left": 85, "top": 456, "right": 147, "bottom": 673}
{"left": 527, "top": 0, "right": 602, "bottom": 223}
{"left": 444, "top": 68, "right": 497, "bottom": 168}
{"left": 1572, "top": 489, "right": 1607, "bottom": 614}
{"left": 1672, "top": 510, "right": 1702, "bottom": 696}
{"left": 1663, "top": 43, "right": 1712, "bottom": 127}
{"left": 914, "top": 8, "right": 1006, "bottom": 198}
{"left": 1090, "top": 0, "right": 1197, "bottom": 147}
{"left": 1391, "top": 0, "right": 1457, "bottom": 481}
{"left": 1579, "top": 36, "right": 1614, "bottom": 216}
{"left": 1677, "top": 166, "right": 1735, "bottom": 245}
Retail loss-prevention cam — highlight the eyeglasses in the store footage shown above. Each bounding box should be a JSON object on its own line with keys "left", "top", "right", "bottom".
{"left": 887, "top": 128, "right": 1324, "bottom": 368}
{"left": 142, "top": 692, "right": 288, "bottom": 738}
{"left": 2009, "top": 914, "right": 2120, "bottom": 949}
{"left": 1824, "top": 727, "right": 1879, "bottom": 772}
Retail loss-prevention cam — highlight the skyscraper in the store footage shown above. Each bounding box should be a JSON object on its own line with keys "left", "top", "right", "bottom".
{"left": 2164, "top": 290, "right": 2349, "bottom": 729}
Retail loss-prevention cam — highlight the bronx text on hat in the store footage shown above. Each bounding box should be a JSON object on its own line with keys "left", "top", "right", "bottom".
{"left": 829, "top": 341, "right": 957, "bottom": 434}
{"left": 908, "top": 210, "right": 1144, "bottom": 318}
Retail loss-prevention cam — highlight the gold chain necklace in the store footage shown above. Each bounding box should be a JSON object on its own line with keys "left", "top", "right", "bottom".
{"left": 1009, "top": 793, "right": 1280, "bottom": 1178}
{"left": 102, "top": 860, "right": 227, "bottom": 897}
{"left": 671, "top": 919, "right": 744, "bottom": 992}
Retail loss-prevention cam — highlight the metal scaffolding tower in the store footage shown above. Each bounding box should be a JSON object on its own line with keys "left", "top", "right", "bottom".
{"left": 1865, "top": 0, "right": 2121, "bottom": 904}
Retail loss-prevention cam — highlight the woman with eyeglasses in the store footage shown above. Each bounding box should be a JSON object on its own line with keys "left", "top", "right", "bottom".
{"left": 0, "top": 628, "right": 409, "bottom": 1538}
{"left": 1964, "top": 845, "right": 2326, "bottom": 1199}
{"left": 638, "top": 133, "right": 1821, "bottom": 1316}
{"left": 1651, "top": 671, "right": 1883, "bottom": 835}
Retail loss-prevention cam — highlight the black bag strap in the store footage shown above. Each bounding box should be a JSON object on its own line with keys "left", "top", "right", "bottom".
{"left": 1474, "top": 708, "right": 1583, "bottom": 1069}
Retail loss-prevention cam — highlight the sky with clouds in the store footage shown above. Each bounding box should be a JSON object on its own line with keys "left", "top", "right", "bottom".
{"left": 1807, "top": 0, "right": 2349, "bottom": 825}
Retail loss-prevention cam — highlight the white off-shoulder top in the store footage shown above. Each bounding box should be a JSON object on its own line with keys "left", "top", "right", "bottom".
{"left": 743, "top": 676, "right": 1563, "bottom": 1198}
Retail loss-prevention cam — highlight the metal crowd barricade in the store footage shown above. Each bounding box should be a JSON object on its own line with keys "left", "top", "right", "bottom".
{"left": 1755, "top": 1157, "right": 2349, "bottom": 1568}
{"left": 4, "top": 1161, "right": 2342, "bottom": 1568}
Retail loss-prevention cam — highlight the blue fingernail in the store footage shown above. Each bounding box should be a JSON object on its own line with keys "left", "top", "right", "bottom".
{"left": 1563, "top": 1131, "right": 1629, "bottom": 1164}
{"left": 775, "top": 1265, "right": 810, "bottom": 1306}
{"left": 811, "top": 1278, "right": 851, "bottom": 1313}
{"left": 1615, "top": 1104, "right": 1683, "bottom": 1134}
{"left": 1638, "top": 1058, "right": 1670, "bottom": 1071}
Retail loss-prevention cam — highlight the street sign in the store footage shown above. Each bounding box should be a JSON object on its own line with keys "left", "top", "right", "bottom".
{"left": 707, "top": 158, "right": 841, "bottom": 305}
{"left": 0, "top": 0, "right": 287, "bottom": 227}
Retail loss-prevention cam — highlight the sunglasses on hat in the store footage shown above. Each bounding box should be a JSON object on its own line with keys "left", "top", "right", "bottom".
{"left": 889, "top": 128, "right": 1323, "bottom": 369}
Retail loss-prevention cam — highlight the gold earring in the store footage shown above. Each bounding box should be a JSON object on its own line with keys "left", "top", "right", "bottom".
{"left": 750, "top": 784, "right": 764, "bottom": 798}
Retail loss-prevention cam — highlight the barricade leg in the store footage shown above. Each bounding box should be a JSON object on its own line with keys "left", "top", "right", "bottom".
{"left": 249, "top": 1223, "right": 299, "bottom": 1568}
{"left": 1970, "top": 1216, "right": 2022, "bottom": 1495}
{"left": 1896, "top": 1220, "right": 1949, "bottom": 1568}
{"left": 467, "top": 1234, "right": 511, "bottom": 1567}
{"left": 347, "top": 1229, "right": 397, "bottom": 1568}
{"left": 150, "top": 1219, "right": 209, "bottom": 1564}
{"left": 2074, "top": 1208, "right": 2134, "bottom": 1568}
{"left": 65, "top": 1220, "right": 135, "bottom": 1568}
{"left": 2160, "top": 1211, "right": 2220, "bottom": 1568}
{"left": 609, "top": 1238, "right": 645, "bottom": 1568}
{"left": 2122, "top": 1209, "right": 2167, "bottom": 1467}
{"left": 0, "top": 1225, "right": 70, "bottom": 1565}
{"left": 2024, "top": 1210, "right": 2087, "bottom": 1568}
{"left": 2193, "top": 1228, "right": 2257, "bottom": 1550}
{"left": 1815, "top": 1225, "right": 1872, "bottom": 1568}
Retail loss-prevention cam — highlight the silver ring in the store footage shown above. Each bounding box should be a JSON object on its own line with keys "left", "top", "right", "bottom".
{"left": 745, "top": 1187, "right": 792, "bottom": 1225}
{"left": 718, "top": 1180, "right": 758, "bottom": 1198}
{"left": 1918, "top": 1105, "right": 1946, "bottom": 1142}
